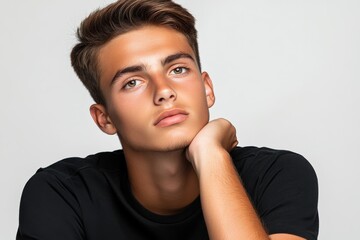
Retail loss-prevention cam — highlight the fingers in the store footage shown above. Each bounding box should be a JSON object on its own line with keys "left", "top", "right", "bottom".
{"left": 232, "top": 140, "right": 238, "bottom": 149}
{"left": 217, "top": 118, "right": 237, "bottom": 151}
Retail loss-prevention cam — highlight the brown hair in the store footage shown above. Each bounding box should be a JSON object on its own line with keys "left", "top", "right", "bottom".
{"left": 70, "top": 0, "right": 200, "bottom": 105}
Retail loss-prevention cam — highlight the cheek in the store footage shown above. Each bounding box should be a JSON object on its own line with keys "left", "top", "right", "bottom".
{"left": 181, "top": 80, "right": 208, "bottom": 109}
{"left": 107, "top": 93, "right": 152, "bottom": 131}
{"left": 179, "top": 81, "right": 210, "bottom": 127}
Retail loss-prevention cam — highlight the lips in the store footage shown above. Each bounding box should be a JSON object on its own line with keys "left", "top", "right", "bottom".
{"left": 154, "top": 109, "right": 189, "bottom": 127}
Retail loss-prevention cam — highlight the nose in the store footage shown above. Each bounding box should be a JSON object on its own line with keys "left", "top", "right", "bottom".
{"left": 153, "top": 78, "right": 177, "bottom": 105}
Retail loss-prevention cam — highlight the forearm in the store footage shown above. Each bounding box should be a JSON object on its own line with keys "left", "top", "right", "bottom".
{"left": 195, "top": 148, "right": 269, "bottom": 240}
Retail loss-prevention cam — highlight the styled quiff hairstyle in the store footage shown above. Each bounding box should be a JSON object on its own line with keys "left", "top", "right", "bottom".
{"left": 70, "top": 0, "right": 200, "bottom": 105}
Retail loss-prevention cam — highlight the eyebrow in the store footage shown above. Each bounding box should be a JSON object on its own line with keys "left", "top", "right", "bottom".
{"left": 110, "top": 65, "right": 144, "bottom": 86}
{"left": 162, "top": 52, "right": 195, "bottom": 66}
{"left": 110, "top": 52, "right": 195, "bottom": 86}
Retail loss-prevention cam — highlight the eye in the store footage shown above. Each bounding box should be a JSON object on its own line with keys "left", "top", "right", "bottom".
{"left": 170, "top": 67, "right": 188, "bottom": 75}
{"left": 123, "top": 79, "right": 141, "bottom": 89}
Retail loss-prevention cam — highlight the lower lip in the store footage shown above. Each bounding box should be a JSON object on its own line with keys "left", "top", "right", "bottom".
{"left": 156, "top": 114, "right": 188, "bottom": 127}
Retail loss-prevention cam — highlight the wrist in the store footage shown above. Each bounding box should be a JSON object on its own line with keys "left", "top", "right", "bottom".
{"left": 190, "top": 146, "right": 230, "bottom": 177}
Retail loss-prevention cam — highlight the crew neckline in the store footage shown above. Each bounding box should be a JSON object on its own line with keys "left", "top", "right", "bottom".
{"left": 121, "top": 171, "right": 202, "bottom": 225}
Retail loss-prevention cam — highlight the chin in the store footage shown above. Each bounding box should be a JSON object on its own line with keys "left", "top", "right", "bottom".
{"left": 161, "top": 138, "right": 192, "bottom": 152}
{"left": 121, "top": 122, "right": 204, "bottom": 153}
{"left": 121, "top": 132, "right": 193, "bottom": 153}
{"left": 147, "top": 130, "right": 195, "bottom": 152}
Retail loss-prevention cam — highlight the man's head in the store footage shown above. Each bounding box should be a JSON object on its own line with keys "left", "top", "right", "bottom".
{"left": 71, "top": 0, "right": 215, "bottom": 153}
{"left": 71, "top": 0, "right": 201, "bottom": 106}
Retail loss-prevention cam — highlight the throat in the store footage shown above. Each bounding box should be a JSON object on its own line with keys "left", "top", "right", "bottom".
{"left": 126, "top": 153, "right": 200, "bottom": 215}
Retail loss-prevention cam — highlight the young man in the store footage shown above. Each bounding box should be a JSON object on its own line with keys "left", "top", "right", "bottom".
{"left": 17, "top": 1, "right": 318, "bottom": 239}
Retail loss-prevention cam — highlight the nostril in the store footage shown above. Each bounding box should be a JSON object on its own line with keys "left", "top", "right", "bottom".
{"left": 154, "top": 88, "right": 177, "bottom": 104}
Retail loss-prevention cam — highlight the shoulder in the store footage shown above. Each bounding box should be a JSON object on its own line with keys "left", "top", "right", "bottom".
{"left": 230, "top": 146, "right": 318, "bottom": 201}
{"left": 20, "top": 149, "right": 126, "bottom": 211}
{"left": 17, "top": 150, "right": 126, "bottom": 239}
{"left": 230, "top": 146, "right": 316, "bottom": 180}
{"left": 230, "top": 146, "right": 310, "bottom": 165}
{"left": 30, "top": 149, "right": 125, "bottom": 181}
{"left": 231, "top": 146, "right": 319, "bottom": 239}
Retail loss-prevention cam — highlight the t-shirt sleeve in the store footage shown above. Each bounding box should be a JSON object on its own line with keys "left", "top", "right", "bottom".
{"left": 256, "top": 152, "right": 319, "bottom": 239}
{"left": 17, "top": 170, "right": 85, "bottom": 240}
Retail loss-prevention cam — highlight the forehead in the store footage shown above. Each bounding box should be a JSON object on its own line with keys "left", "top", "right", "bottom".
{"left": 98, "top": 25, "right": 194, "bottom": 65}
{"left": 96, "top": 25, "right": 196, "bottom": 87}
{"left": 103, "top": 25, "right": 191, "bottom": 49}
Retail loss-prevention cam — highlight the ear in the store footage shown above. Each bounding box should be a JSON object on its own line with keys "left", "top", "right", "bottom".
{"left": 201, "top": 71, "right": 215, "bottom": 108}
{"left": 89, "top": 104, "right": 117, "bottom": 135}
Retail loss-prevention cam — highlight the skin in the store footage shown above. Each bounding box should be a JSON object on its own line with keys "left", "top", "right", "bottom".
{"left": 90, "top": 25, "right": 305, "bottom": 240}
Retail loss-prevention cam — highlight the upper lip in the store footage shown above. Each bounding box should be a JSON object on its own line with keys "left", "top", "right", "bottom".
{"left": 154, "top": 108, "right": 188, "bottom": 126}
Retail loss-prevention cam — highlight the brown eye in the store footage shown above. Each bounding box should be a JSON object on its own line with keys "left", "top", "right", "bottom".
{"left": 124, "top": 79, "right": 140, "bottom": 89}
{"left": 171, "top": 67, "right": 188, "bottom": 75}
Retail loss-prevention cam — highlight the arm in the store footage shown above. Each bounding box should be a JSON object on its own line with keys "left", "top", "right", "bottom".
{"left": 186, "top": 119, "right": 307, "bottom": 240}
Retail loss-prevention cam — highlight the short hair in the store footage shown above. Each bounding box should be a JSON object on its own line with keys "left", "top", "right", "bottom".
{"left": 70, "top": 0, "right": 200, "bottom": 105}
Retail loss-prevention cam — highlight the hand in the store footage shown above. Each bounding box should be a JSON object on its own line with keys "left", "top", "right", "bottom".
{"left": 186, "top": 118, "right": 238, "bottom": 172}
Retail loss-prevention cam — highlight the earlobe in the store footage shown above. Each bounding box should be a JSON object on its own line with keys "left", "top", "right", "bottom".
{"left": 201, "top": 71, "right": 215, "bottom": 108}
{"left": 89, "top": 104, "right": 117, "bottom": 135}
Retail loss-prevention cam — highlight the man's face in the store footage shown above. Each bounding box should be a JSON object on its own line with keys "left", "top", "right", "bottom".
{"left": 96, "top": 25, "right": 215, "bottom": 152}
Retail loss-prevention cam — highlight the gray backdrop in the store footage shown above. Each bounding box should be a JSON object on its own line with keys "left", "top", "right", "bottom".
{"left": 1, "top": 0, "right": 359, "bottom": 239}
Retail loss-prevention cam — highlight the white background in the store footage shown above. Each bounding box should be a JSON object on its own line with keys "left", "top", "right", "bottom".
{"left": 1, "top": 0, "right": 359, "bottom": 239}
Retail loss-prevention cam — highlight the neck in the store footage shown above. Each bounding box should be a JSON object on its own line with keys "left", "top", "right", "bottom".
{"left": 123, "top": 148, "right": 199, "bottom": 215}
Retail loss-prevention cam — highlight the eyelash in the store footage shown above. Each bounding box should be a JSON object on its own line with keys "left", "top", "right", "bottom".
{"left": 170, "top": 66, "right": 189, "bottom": 75}
{"left": 123, "top": 79, "right": 141, "bottom": 89}
{"left": 121, "top": 66, "right": 190, "bottom": 90}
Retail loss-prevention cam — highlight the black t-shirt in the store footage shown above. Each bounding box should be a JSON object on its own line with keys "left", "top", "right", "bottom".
{"left": 17, "top": 147, "right": 319, "bottom": 240}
